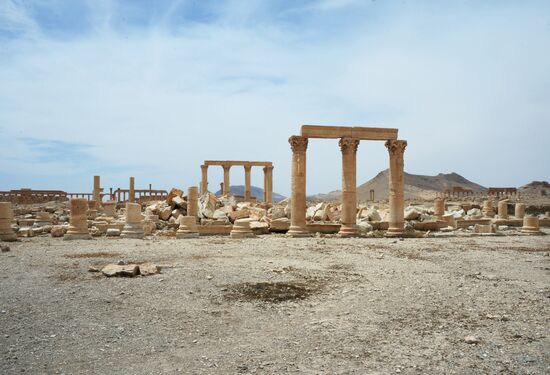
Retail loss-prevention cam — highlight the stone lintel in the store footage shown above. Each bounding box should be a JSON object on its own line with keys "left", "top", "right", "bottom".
{"left": 300, "top": 125, "right": 398, "bottom": 140}
{"left": 204, "top": 160, "right": 273, "bottom": 167}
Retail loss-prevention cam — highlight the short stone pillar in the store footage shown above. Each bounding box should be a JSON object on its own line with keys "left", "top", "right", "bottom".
{"left": 264, "top": 165, "right": 274, "bottom": 204}
{"left": 338, "top": 137, "right": 360, "bottom": 237}
{"left": 187, "top": 186, "right": 198, "bottom": 217}
{"left": 129, "top": 177, "right": 135, "bottom": 203}
{"left": 482, "top": 200, "right": 495, "bottom": 218}
{"left": 514, "top": 203, "right": 525, "bottom": 219}
{"left": 176, "top": 216, "right": 199, "bottom": 238}
{"left": 0, "top": 202, "right": 17, "bottom": 242}
{"left": 244, "top": 165, "right": 252, "bottom": 201}
{"left": 288, "top": 136, "right": 310, "bottom": 237}
{"left": 64, "top": 199, "right": 92, "bottom": 240}
{"left": 222, "top": 165, "right": 231, "bottom": 195}
{"left": 102, "top": 201, "right": 117, "bottom": 217}
{"left": 93, "top": 175, "right": 101, "bottom": 206}
{"left": 200, "top": 165, "right": 209, "bottom": 194}
{"left": 121, "top": 202, "right": 144, "bottom": 239}
{"left": 521, "top": 216, "right": 540, "bottom": 234}
{"left": 497, "top": 200, "right": 508, "bottom": 219}
{"left": 434, "top": 197, "right": 445, "bottom": 219}
{"left": 385, "top": 140, "right": 407, "bottom": 236}
{"left": 230, "top": 218, "right": 256, "bottom": 239}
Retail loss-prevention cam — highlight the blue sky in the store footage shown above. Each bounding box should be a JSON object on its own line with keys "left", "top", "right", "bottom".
{"left": 0, "top": 0, "right": 549, "bottom": 195}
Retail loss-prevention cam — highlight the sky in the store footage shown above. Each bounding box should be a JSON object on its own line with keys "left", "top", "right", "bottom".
{"left": 0, "top": 0, "right": 549, "bottom": 196}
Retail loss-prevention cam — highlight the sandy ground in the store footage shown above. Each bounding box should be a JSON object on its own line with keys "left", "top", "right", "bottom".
{"left": 1, "top": 233, "right": 549, "bottom": 374}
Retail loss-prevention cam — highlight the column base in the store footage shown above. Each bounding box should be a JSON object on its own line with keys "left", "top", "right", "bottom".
{"left": 287, "top": 226, "right": 312, "bottom": 238}
{"left": 385, "top": 226, "right": 405, "bottom": 237}
{"left": 338, "top": 224, "right": 358, "bottom": 238}
{"left": 520, "top": 227, "right": 541, "bottom": 235}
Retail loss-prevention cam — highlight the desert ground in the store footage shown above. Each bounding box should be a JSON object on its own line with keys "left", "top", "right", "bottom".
{"left": 1, "top": 233, "right": 549, "bottom": 374}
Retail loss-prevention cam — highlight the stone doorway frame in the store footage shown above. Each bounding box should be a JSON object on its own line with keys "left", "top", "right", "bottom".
{"left": 288, "top": 125, "right": 407, "bottom": 237}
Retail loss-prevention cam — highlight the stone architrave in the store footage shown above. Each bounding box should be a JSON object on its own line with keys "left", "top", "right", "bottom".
{"left": 482, "top": 200, "right": 495, "bottom": 218}
{"left": 434, "top": 197, "right": 445, "bottom": 219}
{"left": 187, "top": 186, "right": 199, "bottom": 218}
{"left": 176, "top": 216, "right": 199, "bottom": 238}
{"left": 287, "top": 136, "right": 311, "bottom": 237}
{"left": 244, "top": 165, "right": 252, "bottom": 201}
{"left": 121, "top": 202, "right": 144, "bottom": 239}
{"left": 338, "top": 137, "right": 360, "bottom": 237}
{"left": 264, "top": 165, "right": 274, "bottom": 204}
{"left": 102, "top": 201, "right": 117, "bottom": 217}
{"left": 129, "top": 177, "right": 135, "bottom": 203}
{"left": 222, "top": 164, "right": 231, "bottom": 195}
{"left": 64, "top": 199, "right": 92, "bottom": 240}
{"left": 385, "top": 140, "right": 407, "bottom": 236}
{"left": 200, "top": 165, "right": 208, "bottom": 194}
{"left": 514, "top": 203, "right": 525, "bottom": 219}
{"left": 497, "top": 200, "right": 508, "bottom": 219}
{"left": 230, "top": 218, "right": 256, "bottom": 239}
{"left": 521, "top": 216, "right": 540, "bottom": 234}
{"left": 0, "top": 202, "right": 17, "bottom": 242}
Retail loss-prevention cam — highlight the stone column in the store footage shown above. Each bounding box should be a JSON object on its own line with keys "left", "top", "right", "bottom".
{"left": 521, "top": 216, "right": 540, "bottom": 234}
{"left": 121, "top": 202, "right": 144, "bottom": 239}
{"left": 497, "top": 200, "right": 508, "bottom": 219}
{"left": 338, "top": 137, "right": 360, "bottom": 237}
{"left": 200, "top": 165, "right": 208, "bottom": 194}
{"left": 385, "top": 140, "right": 407, "bottom": 236}
{"left": 176, "top": 216, "right": 199, "bottom": 238}
{"left": 288, "top": 136, "right": 310, "bottom": 237}
{"left": 129, "top": 177, "right": 135, "bottom": 203}
{"left": 0, "top": 202, "right": 17, "bottom": 242}
{"left": 187, "top": 186, "right": 198, "bottom": 218}
{"left": 515, "top": 203, "right": 525, "bottom": 219}
{"left": 244, "top": 165, "right": 252, "bottom": 201}
{"left": 222, "top": 164, "right": 231, "bottom": 195}
{"left": 434, "top": 197, "right": 445, "bottom": 219}
{"left": 64, "top": 199, "right": 91, "bottom": 240}
{"left": 482, "top": 200, "right": 495, "bottom": 218}
{"left": 264, "top": 165, "right": 274, "bottom": 204}
{"left": 93, "top": 175, "right": 101, "bottom": 206}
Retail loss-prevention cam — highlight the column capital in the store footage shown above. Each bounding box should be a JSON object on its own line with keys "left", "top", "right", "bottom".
{"left": 222, "top": 163, "right": 231, "bottom": 171}
{"left": 200, "top": 164, "right": 208, "bottom": 170}
{"left": 385, "top": 139, "right": 407, "bottom": 156}
{"left": 338, "top": 137, "right": 360, "bottom": 153}
{"left": 289, "top": 136, "right": 308, "bottom": 152}
{"left": 263, "top": 165, "right": 274, "bottom": 172}
{"left": 244, "top": 165, "right": 252, "bottom": 172}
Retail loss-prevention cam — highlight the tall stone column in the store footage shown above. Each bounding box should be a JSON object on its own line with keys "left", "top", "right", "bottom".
{"left": 187, "top": 186, "right": 198, "bottom": 218}
{"left": 200, "top": 165, "right": 208, "bottom": 194}
{"left": 385, "top": 140, "right": 407, "bottom": 236}
{"left": 93, "top": 175, "right": 101, "bottom": 206}
{"left": 264, "top": 165, "right": 274, "bottom": 205}
{"left": 244, "top": 165, "right": 252, "bottom": 201}
{"left": 129, "top": 177, "right": 135, "bottom": 203}
{"left": 0, "top": 202, "right": 17, "bottom": 242}
{"left": 288, "top": 136, "right": 310, "bottom": 237}
{"left": 64, "top": 199, "right": 92, "bottom": 240}
{"left": 222, "top": 164, "right": 231, "bottom": 195}
{"left": 338, "top": 137, "right": 360, "bottom": 237}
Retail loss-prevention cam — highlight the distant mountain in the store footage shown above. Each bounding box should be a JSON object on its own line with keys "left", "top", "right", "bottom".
{"left": 519, "top": 180, "right": 550, "bottom": 197}
{"left": 215, "top": 185, "right": 286, "bottom": 202}
{"left": 309, "top": 169, "right": 487, "bottom": 202}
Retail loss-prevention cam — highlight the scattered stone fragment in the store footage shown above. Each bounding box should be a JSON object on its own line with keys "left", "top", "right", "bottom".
{"left": 106, "top": 228, "right": 121, "bottom": 237}
{"left": 464, "top": 335, "right": 481, "bottom": 344}
{"left": 101, "top": 264, "right": 139, "bottom": 277}
{"left": 139, "top": 263, "right": 160, "bottom": 276}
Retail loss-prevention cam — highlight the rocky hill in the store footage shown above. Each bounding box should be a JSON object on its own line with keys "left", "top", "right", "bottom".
{"left": 519, "top": 181, "right": 550, "bottom": 198}
{"left": 309, "top": 169, "right": 487, "bottom": 202}
{"left": 215, "top": 185, "right": 286, "bottom": 202}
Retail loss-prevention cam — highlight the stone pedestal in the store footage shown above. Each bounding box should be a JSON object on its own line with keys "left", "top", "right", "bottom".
{"left": 121, "top": 202, "right": 144, "bottom": 239}
{"left": 244, "top": 165, "right": 252, "bottom": 201}
{"left": 521, "top": 216, "right": 540, "bottom": 234}
{"left": 0, "top": 202, "right": 17, "bottom": 242}
{"left": 434, "top": 198, "right": 445, "bottom": 219}
{"left": 338, "top": 137, "right": 360, "bottom": 237}
{"left": 482, "top": 200, "right": 495, "bottom": 218}
{"left": 102, "top": 201, "right": 117, "bottom": 217}
{"left": 264, "top": 165, "right": 274, "bottom": 204}
{"left": 187, "top": 186, "right": 199, "bottom": 218}
{"left": 176, "top": 216, "right": 199, "bottom": 238}
{"left": 288, "top": 136, "right": 311, "bottom": 237}
{"left": 385, "top": 140, "right": 407, "bottom": 236}
{"left": 230, "top": 218, "right": 256, "bottom": 239}
{"left": 64, "top": 199, "right": 92, "bottom": 240}
{"left": 497, "top": 200, "right": 508, "bottom": 219}
{"left": 222, "top": 165, "right": 231, "bottom": 195}
{"left": 514, "top": 203, "right": 525, "bottom": 219}
{"left": 129, "top": 177, "right": 135, "bottom": 203}
{"left": 200, "top": 165, "right": 208, "bottom": 194}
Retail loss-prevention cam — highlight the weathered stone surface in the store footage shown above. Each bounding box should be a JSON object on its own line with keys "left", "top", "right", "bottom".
{"left": 159, "top": 207, "right": 172, "bottom": 221}
{"left": 250, "top": 221, "right": 269, "bottom": 235}
{"left": 106, "top": 228, "right": 121, "bottom": 237}
{"left": 101, "top": 264, "right": 139, "bottom": 277}
{"left": 270, "top": 206, "right": 286, "bottom": 220}
{"left": 269, "top": 218, "right": 290, "bottom": 232}
{"left": 139, "top": 263, "right": 160, "bottom": 276}
{"left": 474, "top": 224, "right": 496, "bottom": 234}
{"left": 166, "top": 188, "right": 183, "bottom": 205}
{"left": 230, "top": 218, "right": 256, "bottom": 239}
{"left": 198, "top": 192, "right": 220, "bottom": 219}
{"left": 404, "top": 207, "right": 421, "bottom": 221}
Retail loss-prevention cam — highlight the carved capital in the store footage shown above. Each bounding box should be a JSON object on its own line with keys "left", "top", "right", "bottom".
{"left": 244, "top": 165, "right": 251, "bottom": 172}
{"left": 200, "top": 164, "right": 208, "bottom": 171}
{"left": 385, "top": 140, "right": 407, "bottom": 156}
{"left": 338, "top": 137, "right": 360, "bottom": 153}
{"left": 289, "top": 136, "right": 308, "bottom": 152}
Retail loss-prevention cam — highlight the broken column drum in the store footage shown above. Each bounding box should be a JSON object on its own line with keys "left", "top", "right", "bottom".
{"left": 497, "top": 200, "right": 508, "bottom": 219}
{"left": 102, "top": 201, "right": 117, "bottom": 217}
{"left": 521, "top": 216, "right": 540, "bottom": 234}
{"left": 515, "top": 203, "right": 525, "bottom": 219}
{"left": 338, "top": 137, "right": 360, "bottom": 237}
{"left": 287, "top": 136, "right": 310, "bottom": 237}
{"left": 385, "top": 140, "right": 407, "bottom": 236}
{"left": 482, "top": 200, "right": 495, "bottom": 218}
{"left": 0, "top": 202, "right": 17, "bottom": 242}
{"left": 434, "top": 197, "right": 445, "bottom": 219}
{"left": 187, "top": 186, "right": 199, "bottom": 218}
{"left": 64, "top": 198, "right": 92, "bottom": 240}
{"left": 121, "top": 202, "right": 144, "bottom": 239}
